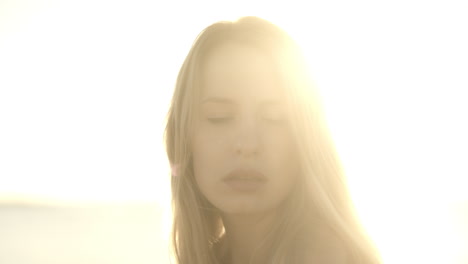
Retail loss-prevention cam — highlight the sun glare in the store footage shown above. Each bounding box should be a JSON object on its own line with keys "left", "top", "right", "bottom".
{"left": 264, "top": 6, "right": 467, "bottom": 264}
{"left": 0, "top": 1, "right": 466, "bottom": 263}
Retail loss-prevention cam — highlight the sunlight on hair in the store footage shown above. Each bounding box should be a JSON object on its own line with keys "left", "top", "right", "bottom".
{"left": 242, "top": 9, "right": 467, "bottom": 264}
{"left": 275, "top": 13, "right": 468, "bottom": 264}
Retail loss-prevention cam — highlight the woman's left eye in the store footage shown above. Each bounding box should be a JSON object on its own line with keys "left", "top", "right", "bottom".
{"left": 260, "top": 107, "right": 285, "bottom": 122}
{"left": 262, "top": 114, "right": 286, "bottom": 124}
{"left": 207, "top": 117, "right": 232, "bottom": 124}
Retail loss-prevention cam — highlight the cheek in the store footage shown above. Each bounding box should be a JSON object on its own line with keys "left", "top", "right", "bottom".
{"left": 265, "top": 130, "right": 298, "bottom": 163}
{"left": 191, "top": 131, "right": 226, "bottom": 188}
{"left": 265, "top": 132, "right": 301, "bottom": 187}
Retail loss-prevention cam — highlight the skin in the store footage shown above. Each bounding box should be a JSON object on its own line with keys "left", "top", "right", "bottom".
{"left": 191, "top": 42, "right": 301, "bottom": 264}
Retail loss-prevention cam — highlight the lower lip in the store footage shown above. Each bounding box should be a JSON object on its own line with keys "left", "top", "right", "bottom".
{"left": 224, "top": 179, "right": 266, "bottom": 192}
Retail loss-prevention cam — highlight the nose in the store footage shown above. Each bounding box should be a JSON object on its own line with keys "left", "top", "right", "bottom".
{"left": 233, "top": 117, "right": 261, "bottom": 157}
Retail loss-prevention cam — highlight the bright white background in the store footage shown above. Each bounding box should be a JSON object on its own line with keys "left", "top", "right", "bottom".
{"left": 0, "top": 0, "right": 467, "bottom": 263}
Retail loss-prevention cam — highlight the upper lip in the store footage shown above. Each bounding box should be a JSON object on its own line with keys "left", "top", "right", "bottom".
{"left": 223, "top": 168, "right": 267, "bottom": 181}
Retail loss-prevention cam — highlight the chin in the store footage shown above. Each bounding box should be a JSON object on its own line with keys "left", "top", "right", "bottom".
{"left": 220, "top": 206, "right": 261, "bottom": 215}
{"left": 215, "top": 199, "right": 278, "bottom": 216}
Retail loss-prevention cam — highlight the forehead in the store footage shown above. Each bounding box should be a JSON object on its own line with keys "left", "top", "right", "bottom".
{"left": 200, "top": 43, "right": 285, "bottom": 101}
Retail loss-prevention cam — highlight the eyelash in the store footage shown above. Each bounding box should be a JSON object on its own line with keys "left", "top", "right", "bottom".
{"left": 264, "top": 117, "right": 286, "bottom": 123}
{"left": 207, "top": 117, "right": 233, "bottom": 124}
{"left": 207, "top": 117, "right": 285, "bottom": 125}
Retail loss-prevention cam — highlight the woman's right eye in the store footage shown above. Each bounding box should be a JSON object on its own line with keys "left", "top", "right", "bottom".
{"left": 207, "top": 117, "right": 232, "bottom": 124}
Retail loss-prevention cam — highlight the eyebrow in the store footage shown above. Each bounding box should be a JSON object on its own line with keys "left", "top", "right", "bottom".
{"left": 201, "top": 97, "right": 282, "bottom": 106}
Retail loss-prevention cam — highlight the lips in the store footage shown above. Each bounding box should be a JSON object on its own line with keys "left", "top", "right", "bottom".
{"left": 222, "top": 168, "right": 267, "bottom": 192}
{"left": 223, "top": 168, "right": 267, "bottom": 182}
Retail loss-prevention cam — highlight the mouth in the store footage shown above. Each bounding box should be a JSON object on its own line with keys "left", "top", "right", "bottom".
{"left": 223, "top": 168, "right": 267, "bottom": 192}
{"left": 223, "top": 168, "right": 267, "bottom": 182}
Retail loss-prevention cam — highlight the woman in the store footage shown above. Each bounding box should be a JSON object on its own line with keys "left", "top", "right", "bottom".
{"left": 164, "top": 16, "right": 381, "bottom": 264}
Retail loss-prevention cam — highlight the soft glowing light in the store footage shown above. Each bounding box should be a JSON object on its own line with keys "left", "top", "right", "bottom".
{"left": 0, "top": 1, "right": 466, "bottom": 263}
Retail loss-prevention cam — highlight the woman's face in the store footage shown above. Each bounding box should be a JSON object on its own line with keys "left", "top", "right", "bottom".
{"left": 192, "top": 43, "right": 300, "bottom": 216}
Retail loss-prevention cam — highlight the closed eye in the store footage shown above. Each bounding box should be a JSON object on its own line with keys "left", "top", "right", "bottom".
{"left": 262, "top": 110, "right": 287, "bottom": 124}
{"left": 263, "top": 116, "right": 286, "bottom": 124}
{"left": 207, "top": 117, "right": 233, "bottom": 124}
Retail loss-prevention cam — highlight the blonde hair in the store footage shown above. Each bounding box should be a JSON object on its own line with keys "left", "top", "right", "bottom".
{"left": 164, "top": 16, "right": 381, "bottom": 264}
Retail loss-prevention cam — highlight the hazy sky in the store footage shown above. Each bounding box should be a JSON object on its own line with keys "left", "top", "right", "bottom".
{"left": 0, "top": 0, "right": 467, "bottom": 263}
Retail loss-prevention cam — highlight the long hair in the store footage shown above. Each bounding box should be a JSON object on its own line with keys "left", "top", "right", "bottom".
{"left": 164, "top": 16, "right": 381, "bottom": 264}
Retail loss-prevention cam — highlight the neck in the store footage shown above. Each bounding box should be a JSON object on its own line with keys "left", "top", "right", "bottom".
{"left": 221, "top": 210, "right": 279, "bottom": 264}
